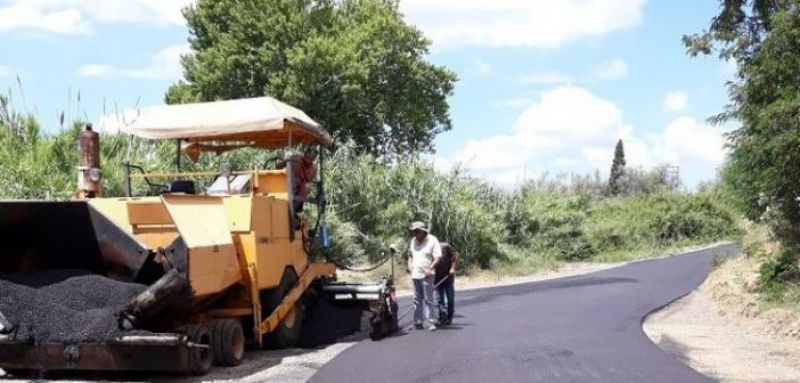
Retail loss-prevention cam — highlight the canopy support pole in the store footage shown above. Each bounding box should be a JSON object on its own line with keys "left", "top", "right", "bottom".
{"left": 124, "top": 134, "right": 134, "bottom": 197}
{"left": 175, "top": 139, "right": 181, "bottom": 173}
{"left": 287, "top": 130, "right": 295, "bottom": 242}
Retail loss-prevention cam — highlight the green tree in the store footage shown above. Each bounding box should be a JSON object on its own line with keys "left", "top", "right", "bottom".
{"left": 686, "top": 2, "right": 800, "bottom": 250}
{"left": 167, "top": 0, "right": 457, "bottom": 157}
{"left": 609, "top": 139, "right": 626, "bottom": 196}
{"left": 683, "top": 1, "right": 788, "bottom": 59}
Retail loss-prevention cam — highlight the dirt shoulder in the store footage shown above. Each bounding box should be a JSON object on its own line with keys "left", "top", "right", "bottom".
{"left": 644, "top": 256, "right": 800, "bottom": 383}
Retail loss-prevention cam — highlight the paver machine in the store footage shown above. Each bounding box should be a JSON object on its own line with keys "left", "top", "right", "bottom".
{"left": 0, "top": 97, "right": 399, "bottom": 375}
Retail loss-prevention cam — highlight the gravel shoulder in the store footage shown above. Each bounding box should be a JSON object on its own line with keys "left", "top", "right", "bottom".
{"left": 644, "top": 256, "right": 800, "bottom": 383}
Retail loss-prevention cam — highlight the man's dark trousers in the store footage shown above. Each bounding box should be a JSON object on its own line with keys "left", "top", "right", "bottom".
{"left": 436, "top": 276, "right": 454, "bottom": 322}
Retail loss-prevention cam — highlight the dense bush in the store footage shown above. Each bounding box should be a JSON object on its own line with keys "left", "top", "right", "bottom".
{"left": 511, "top": 193, "right": 594, "bottom": 261}
{"left": 759, "top": 250, "right": 800, "bottom": 285}
{"left": 758, "top": 249, "right": 800, "bottom": 303}
{"left": 324, "top": 148, "right": 740, "bottom": 268}
{"left": 585, "top": 192, "right": 740, "bottom": 254}
{"left": 324, "top": 146, "right": 505, "bottom": 268}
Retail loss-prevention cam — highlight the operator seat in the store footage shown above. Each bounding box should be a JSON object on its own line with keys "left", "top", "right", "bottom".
{"left": 169, "top": 180, "right": 196, "bottom": 194}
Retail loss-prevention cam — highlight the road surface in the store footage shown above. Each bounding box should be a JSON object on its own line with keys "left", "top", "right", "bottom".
{"left": 311, "top": 244, "right": 738, "bottom": 383}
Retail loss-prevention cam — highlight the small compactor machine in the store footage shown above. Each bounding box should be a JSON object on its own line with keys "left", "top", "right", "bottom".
{"left": 0, "top": 97, "right": 398, "bottom": 375}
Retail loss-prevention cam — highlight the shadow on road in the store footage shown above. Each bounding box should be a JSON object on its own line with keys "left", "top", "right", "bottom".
{"left": 651, "top": 334, "right": 694, "bottom": 368}
{"left": 455, "top": 276, "right": 639, "bottom": 308}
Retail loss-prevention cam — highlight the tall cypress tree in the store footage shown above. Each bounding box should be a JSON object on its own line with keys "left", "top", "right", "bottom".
{"left": 609, "top": 139, "right": 626, "bottom": 196}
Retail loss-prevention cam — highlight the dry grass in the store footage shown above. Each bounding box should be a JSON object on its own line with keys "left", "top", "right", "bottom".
{"left": 706, "top": 256, "right": 800, "bottom": 339}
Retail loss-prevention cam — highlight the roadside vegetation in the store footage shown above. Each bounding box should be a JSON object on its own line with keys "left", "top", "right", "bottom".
{"left": 739, "top": 224, "right": 800, "bottom": 314}
{"left": 686, "top": 0, "right": 800, "bottom": 312}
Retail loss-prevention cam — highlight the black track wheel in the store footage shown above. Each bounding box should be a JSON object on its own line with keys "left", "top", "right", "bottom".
{"left": 1, "top": 369, "right": 30, "bottom": 378}
{"left": 211, "top": 319, "right": 246, "bottom": 366}
{"left": 262, "top": 268, "right": 305, "bottom": 349}
{"left": 181, "top": 324, "right": 213, "bottom": 375}
{"left": 370, "top": 293, "right": 399, "bottom": 340}
{"left": 370, "top": 306, "right": 399, "bottom": 340}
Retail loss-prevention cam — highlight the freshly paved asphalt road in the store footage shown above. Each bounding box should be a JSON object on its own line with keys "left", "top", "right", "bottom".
{"left": 311, "top": 244, "right": 738, "bottom": 383}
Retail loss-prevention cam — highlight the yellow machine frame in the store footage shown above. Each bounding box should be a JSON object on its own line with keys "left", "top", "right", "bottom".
{"left": 90, "top": 167, "right": 337, "bottom": 346}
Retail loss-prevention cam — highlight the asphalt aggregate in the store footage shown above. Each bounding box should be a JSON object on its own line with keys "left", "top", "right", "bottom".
{"left": 0, "top": 269, "right": 147, "bottom": 344}
{"left": 310, "top": 244, "right": 739, "bottom": 383}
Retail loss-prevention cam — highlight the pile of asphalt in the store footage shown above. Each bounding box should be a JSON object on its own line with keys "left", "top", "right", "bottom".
{"left": 0, "top": 269, "right": 147, "bottom": 344}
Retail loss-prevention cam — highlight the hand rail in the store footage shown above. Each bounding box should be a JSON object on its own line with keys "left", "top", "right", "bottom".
{"left": 126, "top": 164, "right": 170, "bottom": 191}
{"left": 128, "top": 170, "right": 286, "bottom": 179}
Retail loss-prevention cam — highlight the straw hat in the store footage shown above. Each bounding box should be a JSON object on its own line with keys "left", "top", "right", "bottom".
{"left": 409, "top": 221, "right": 428, "bottom": 233}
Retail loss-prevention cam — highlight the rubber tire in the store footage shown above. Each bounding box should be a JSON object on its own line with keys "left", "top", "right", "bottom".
{"left": 183, "top": 324, "right": 213, "bottom": 375}
{"left": 369, "top": 316, "right": 385, "bottom": 340}
{"left": 262, "top": 268, "right": 305, "bottom": 349}
{"left": 211, "top": 319, "right": 245, "bottom": 367}
{"left": 1, "top": 369, "right": 30, "bottom": 378}
{"left": 370, "top": 304, "right": 399, "bottom": 340}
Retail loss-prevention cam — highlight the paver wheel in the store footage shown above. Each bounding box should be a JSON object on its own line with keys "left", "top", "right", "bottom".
{"left": 262, "top": 268, "right": 305, "bottom": 349}
{"left": 211, "top": 319, "right": 245, "bottom": 366}
{"left": 370, "top": 298, "right": 399, "bottom": 340}
{"left": 1, "top": 369, "right": 30, "bottom": 379}
{"left": 182, "top": 324, "right": 213, "bottom": 375}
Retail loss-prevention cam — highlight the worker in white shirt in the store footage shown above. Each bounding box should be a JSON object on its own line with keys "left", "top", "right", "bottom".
{"left": 407, "top": 221, "right": 441, "bottom": 331}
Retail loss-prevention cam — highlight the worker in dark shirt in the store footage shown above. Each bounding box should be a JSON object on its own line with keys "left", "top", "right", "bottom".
{"left": 278, "top": 147, "right": 318, "bottom": 213}
{"left": 435, "top": 242, "right": 458, "bottom": 325}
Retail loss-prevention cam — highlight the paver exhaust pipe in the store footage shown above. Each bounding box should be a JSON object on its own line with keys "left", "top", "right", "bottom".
{"left": 77, "top": 123, "right": 102, "bottom": 198}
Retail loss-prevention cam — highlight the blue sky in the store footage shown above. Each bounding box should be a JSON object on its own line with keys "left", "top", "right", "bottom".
{"left": 0, "top": 0, "right": 733, "bottom": 188}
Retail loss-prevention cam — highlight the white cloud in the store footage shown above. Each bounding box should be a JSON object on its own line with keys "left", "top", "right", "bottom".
{"left": 592, "top": 58, "right": 628, "bottom": 80}
{"left": 121, "top": 44, "right": 190, "bottom": 79}
{"left": 0, "top": 65, "right": 16, "bottom": 77}
{"left": 96, "top": 107, "right": 143, "bottom": 134}
{"left": 488, "top": 168, "right": 530, "bottom": 186}
{"left": 432, "top": 156, "right": 454, "bottom": 174}
{"left": 475, "top": 59, "right": 492, "bottom": 75}
{"left": 652, "top": 116, "right": 727, "bottom": 165}
{"left": 77, "top": 64, "right": 113, "bottom": 77}
{"left": 454, "top": 86, "right": 627, "bottom": 174}
{"left": 494, "top": 97, "right": 534, "bottom": 109}
{"left": 553, "top": 157, "right": 580, "bottom": 169}
{"left": 78, "top": 44, "right": 190, "bottom": 80}
{"left": 521, "top": 71, "right": 570, "bottom": 85}
{"left": 0, "top": 0, "right": 192, "bottom": 34}
{"left": 441, "top": 85, "right": 728, "bottom": 187}
{"left": 401, "top": 0, "right": 646, "bottom": 49}
{"left": 520, "top": 59, "right": 627, "bottom": 88}
{"left": 662, "top": 91, "right": 688, "bottom": 112}
{"left": 0, "top": 5, "right": 89, "bottom": 34}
